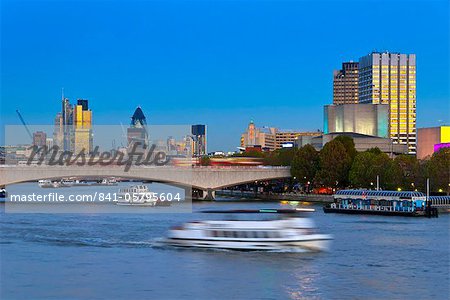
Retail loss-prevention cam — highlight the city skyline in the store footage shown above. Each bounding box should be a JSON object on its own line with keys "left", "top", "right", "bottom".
{"left": 1, "top": 0, "right": 449, "bottom": 152}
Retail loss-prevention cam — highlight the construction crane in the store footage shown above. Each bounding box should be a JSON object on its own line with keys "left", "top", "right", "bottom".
{"left": 15, "top": 110, "right": 33, "bottom": 140}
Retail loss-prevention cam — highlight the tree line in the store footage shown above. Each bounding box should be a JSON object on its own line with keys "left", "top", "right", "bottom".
{"left": 290, "top": 136, "right": 449, "bottom": 193}
{"left": 234, "top": 136, "right": 449, "bottom": 193}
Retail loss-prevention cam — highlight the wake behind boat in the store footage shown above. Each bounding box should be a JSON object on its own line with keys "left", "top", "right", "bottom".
{"left": 165, "top": 209, "right": 332, "bottom": 252}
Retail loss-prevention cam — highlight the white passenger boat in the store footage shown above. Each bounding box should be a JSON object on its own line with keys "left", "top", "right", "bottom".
{"left": 72, "top": 180, "right": 90, "bottom": 187}
{"left": 59, "top": 179, "right": 74, "bottom": 187}
{"left": 91, "top": 178, "right": 118, "bottom": 186}
{"left": 165, "top": 209, "right": 332, "bottom": 252}
{"left": 116, "top": 185, "right": 158, "bottom": 206}
{"left": 38, "top": 180, "right": 60, "bottom": 188}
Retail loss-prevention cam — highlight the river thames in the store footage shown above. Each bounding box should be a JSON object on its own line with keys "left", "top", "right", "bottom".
{"left": 0, "top": 183, "right": 449, "bottom": 299}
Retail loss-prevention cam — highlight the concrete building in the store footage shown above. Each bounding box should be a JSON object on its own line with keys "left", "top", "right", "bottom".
{"left": 416, "top": 126, "right": 450, "bottom": 159}
{"left": 359, "top": 52, "right": 416, "bottom": 154}
{"left": 333, "top": 62, "right": 359, "bottom": 104}
{"left": 324, "top": 103, "right": 388, "bottom": 138}
{"left": 241, "top": 121, "right": 320, "bottom": 151}
{"left": 275, "top": 131, "right": 321, "bottom": 149}
{"left": 241, "top": 121, "right": 276, "bottom": 151}
{"left": 296, "top": 132, "right": 408, "bottom": 156}
{"left": 45, "top": 137, "right": 54, "bottom": 148}
{"left": 32, "top": 131, "right": 47, "bottom": 147}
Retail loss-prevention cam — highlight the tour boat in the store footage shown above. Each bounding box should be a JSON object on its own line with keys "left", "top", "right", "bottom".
{"left": 59, "top": 179, "right": 75, "bottom": 187}
{"left": 116, "top": 185, "right": 158, "bottom": 206}
{"left": 323, "top": 190, "right": 438, "bottom": 217}
{"left": 165, "top": 209, "right": 332, "bottom": 252}
{"left": 91, "top": 178, "right": 118, "bottom": 186}
{"left": 72, "top": 180, "right": 90, "bottom": 187}
{"left": 38, "top": 180, "right": 60, "bottom": 188}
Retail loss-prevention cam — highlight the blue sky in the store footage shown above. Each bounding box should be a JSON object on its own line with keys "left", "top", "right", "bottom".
{"left": 1, "top": 0, "right": 449, "bottom": 151}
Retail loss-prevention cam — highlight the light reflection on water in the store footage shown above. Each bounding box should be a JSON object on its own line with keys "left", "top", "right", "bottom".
{"left": 0, "top": 183, "right": 449, "bottom": 299}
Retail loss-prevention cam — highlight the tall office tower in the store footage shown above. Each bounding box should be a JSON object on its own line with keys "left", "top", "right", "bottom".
{"left": 127, "top": 107, "right": 148, "bottom": 152}
{"left": 73, "top": 99, "right": 93, "bottom": 153}
{"left": 191, "top": 125, "right": 207, "bottom": 157}
{"left": 32, "top": 131, "right": 47, "bottom": 147}
{"left": 53, "top": 112, "right": 64, "bottom": 148}
{"left": 333, "top": 62, "right": 359, "bottom": 104}
{"left": 62, "top": 98, "right": 73, "bottom": 151}
{"left": 359, "top": 52, "right": 416, "bottom": 154}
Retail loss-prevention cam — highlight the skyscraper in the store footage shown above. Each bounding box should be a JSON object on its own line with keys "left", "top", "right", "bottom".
{"left": 32, "top": 131, "right": 47, "bottom": 147}
{"left": 333, "top": 62, "right": 359, "bottom": 104}
{"left": 191, "top": 125, "right": 207, "bottom": 157}
{"left": 62, "top": 97, "right": 73, "bottom": 151}
{"left": 359, "top": 52, "right": 416, "bottom": 154}
{"left": 53, "top": 112, "right": 63, "bottom": 148}
{"left": 73, "top": 99, "right": 93, "bottom": 153}
{"left": 55, "top": 95, "right": 93, "bottom": 153}
{"left": 127, "top": 107, "right": 148, "bottom": 151}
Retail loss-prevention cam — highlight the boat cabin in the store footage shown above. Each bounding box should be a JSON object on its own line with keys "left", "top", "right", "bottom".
{"left": 332, "top": 190, "right": 427, "bottom": 212}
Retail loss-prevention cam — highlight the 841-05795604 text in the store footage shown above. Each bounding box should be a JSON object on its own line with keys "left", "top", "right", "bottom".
{"left": 8, "top": 192, "right": 182, "bottom": 203}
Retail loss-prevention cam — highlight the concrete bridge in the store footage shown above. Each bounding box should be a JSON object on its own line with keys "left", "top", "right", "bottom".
{"left": 0, "top": 165, "right": 291, "bottom": 199}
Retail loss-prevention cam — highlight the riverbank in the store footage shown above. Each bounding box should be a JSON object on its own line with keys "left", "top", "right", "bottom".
{"left": 215, "top": 190, "right": 333, "bottom": 203}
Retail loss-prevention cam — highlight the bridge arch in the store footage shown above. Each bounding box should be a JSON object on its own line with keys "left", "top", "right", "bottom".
{"left": 0, "top": 166, "right": 292, "bottom": 191}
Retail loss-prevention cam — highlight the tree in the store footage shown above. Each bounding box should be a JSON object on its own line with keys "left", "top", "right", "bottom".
{"left": 334, "top": 135, "right": 358, "bottom": 161}
{"left": 263, "top": 148, "right": 297, "bottom": 166}
{"left": 315, "top": 139, "right": 352, "bottom": 188}
{"left": 276, "top": 148, "right": 297, "bottom": 166}
{"left": 291, "top": 144, "right": 319, "bottom": 183}
{"left": 349, "top": 150, "right": 391, "bottom": 189}
{"left": 427, "top": 148, "right": 450, "bottom": 193}
{"left": 392, "top": 154, "right": 421, "bottom": 190}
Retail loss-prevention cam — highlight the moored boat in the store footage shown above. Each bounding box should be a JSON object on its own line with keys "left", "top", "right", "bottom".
{"left": 91, "top": 178, "right": 118, "bottom": 186}
{"left": 165, "top": 209, "right": 332, "bottom": 252}
{"left": 116, "top": 185, "right": 158, "bottom": 206}
{"left": 38, "top": 180, "right": 61, "bottom": 188}
{"left": 324, "top": 190, "right": 438, "bottom": 217}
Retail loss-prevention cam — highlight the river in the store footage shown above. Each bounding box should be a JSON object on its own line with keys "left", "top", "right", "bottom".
{"left": 0, "top": 183, "right": 448, "bottom": 299}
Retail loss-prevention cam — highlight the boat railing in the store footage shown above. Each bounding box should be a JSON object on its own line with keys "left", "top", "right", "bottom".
{"left": 334, "top": 204, "right": 416, "bottom": 212}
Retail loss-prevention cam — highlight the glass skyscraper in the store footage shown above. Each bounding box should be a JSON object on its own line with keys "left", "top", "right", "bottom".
{"left": 333, "top": 62, "right": 359, "bottom": 105}
{"left": 358, "top": 52, "right": 416, "bottom": 154}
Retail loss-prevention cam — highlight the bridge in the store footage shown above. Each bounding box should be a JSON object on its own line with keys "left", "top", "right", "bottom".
{"left": 0, "top": 165, "right": 291, "bottom": 199}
